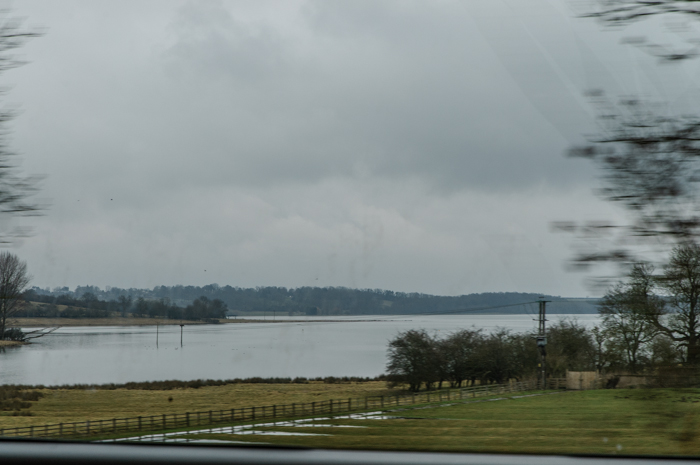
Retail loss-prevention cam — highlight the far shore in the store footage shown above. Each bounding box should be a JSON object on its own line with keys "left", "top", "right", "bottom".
{"left": 12, "top": 317, "right": 386, "bottom": 328}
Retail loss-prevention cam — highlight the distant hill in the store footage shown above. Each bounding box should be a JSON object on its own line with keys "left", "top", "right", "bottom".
{"left": 27, "top": 285, "right": 599, "bottom": 316}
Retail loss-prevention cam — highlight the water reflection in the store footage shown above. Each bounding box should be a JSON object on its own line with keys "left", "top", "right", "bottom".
{"left": 0, "top": 314, "right": 600, "bottom": 385}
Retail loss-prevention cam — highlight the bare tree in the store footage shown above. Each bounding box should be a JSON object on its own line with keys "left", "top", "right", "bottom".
{"left": 598, "top": 264, "right": 660, "bottom": 372}
{"left": 0, "top": 251, "right": 30, "bottom": 339}
{"left": 654, "top": 243, "right": 700, "bottom": 364}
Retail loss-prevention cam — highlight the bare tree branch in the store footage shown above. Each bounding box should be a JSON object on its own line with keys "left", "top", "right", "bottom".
{"left": 584, "top": 1, "right": 700, "bottom": 24}
{"left": 561, "top": 99, "right": 700, "bottom": 269}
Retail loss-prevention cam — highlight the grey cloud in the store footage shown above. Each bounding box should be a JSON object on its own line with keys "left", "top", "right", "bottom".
{"left": 6, "top": 0, "right": 679, "bottom": 295}
{"left": 127, "top": 0, "right": 603, "bottom": 194}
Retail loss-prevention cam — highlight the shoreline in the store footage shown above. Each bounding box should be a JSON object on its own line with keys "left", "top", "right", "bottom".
{"left": 13, "top": 317, "right": 389, "bottom": 328}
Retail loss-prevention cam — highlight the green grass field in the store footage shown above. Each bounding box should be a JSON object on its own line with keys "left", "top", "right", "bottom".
{"left": 176, "top": 389, "right": 700, "bottom": 456}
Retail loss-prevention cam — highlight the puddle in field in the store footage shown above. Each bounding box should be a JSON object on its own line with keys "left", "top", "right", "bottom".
{"left": 102, "top": 395, "right": 558, "bottom": 444}
{"left": 103, "top": 412, "right": 384, "bottom": 444}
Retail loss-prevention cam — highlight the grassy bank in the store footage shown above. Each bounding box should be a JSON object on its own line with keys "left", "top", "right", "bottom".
{"left": 186, "top": 388, "right": 700, "bottom": 456}
{"left": 0, "top": 340, "right": 25, "bottom": 347}
{"left": 0, "top": 380, "right": 393, "bottom": 429}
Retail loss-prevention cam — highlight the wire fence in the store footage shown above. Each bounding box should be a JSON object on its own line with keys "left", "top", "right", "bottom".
{"left": 0, "top": 379, "right": 560, "bottom": 440}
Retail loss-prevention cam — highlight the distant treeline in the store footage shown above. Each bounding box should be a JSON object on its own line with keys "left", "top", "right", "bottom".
{"left": 26, "top": 285, "right": 598, "bottom": 316}
{"left": 20, "top": 290, "right": 226, "bottom": 321}
{"left": 4, "top": 376, "right": 385, "bottom": 391}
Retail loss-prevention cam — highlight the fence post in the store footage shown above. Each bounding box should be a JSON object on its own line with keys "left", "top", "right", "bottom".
{"left": 59, "top": 424, "right": 63, "bottom": 436}
{"left": 138, "top": 416, "right": 142, "bottom": 431}
{"left": 86, "top": 421, "right": 90, "bottom": 437}
{"left": 252, "top": 407, "right": 256, "bottom": 420}
{"left": 348, "top": 397, "right": 352, "bottom": 411}
{"left": 330, "top": 399, "right": 333, "bottom": 414}
{"left": 209, "top": 410, "right": 213, "bottom": 424}
{"left": 186, "top": 412, "right": 190, "bottom": 427}
{"left": 273, "top": 405, "right": 277, "bottom": 419}
{"left": 231, "top": 409, "right": 235, "bottom": 421}
{"left": 365, "top": 397, "right": 368, "bottom": 410}
{"left": 312, "top": 402, "right": 315, "bottom": 415}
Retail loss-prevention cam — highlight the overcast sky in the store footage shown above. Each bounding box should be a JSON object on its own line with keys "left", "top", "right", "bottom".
{"left": 4, "top": 0, "right": 700, "bottom": 297}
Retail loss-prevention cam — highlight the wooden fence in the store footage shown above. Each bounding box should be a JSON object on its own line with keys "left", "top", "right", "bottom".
{"left": 0, "top": 380, "right": 542, "bottom": 440}
{"left": 548, "top": 378, "right": 566, "bottom": 390}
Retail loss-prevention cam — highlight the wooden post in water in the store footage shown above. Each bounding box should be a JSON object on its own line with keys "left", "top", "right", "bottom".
{"left": 180, "top": 324, "right": 184, "bottom": 347}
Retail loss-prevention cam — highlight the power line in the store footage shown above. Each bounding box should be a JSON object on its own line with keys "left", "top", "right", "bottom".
{"left": 406, "top": 300, "right": 541, "bottom": 316}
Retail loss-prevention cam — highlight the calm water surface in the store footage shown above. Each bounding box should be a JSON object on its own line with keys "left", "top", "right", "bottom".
{"left": 0, "top": 314, "right": 600, "bottom": 385}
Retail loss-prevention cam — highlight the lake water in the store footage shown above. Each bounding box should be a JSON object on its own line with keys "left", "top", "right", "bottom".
{"left": 0, "top": 314, "right": 600, "bottom": 386}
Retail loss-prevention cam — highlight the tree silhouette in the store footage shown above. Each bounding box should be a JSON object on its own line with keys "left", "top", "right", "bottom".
{"left": 0, "top": 251, "right": 30, "bottom": 339}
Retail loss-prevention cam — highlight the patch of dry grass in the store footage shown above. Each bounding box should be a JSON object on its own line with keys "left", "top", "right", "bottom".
{"left": 0, "top": 340, "right": 25, "bottom": 347}
{"left": 0, "top": 381, "right": 394, "bottom": 429}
